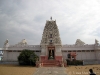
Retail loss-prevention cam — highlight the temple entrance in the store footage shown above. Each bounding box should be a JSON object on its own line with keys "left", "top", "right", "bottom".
{"left": 48, "top": 47, "right": 55, "bottom": 59}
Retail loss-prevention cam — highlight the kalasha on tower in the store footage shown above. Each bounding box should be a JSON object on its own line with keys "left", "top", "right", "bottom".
{"left": 40, "top": 17, "right": 63, "bottom": 66}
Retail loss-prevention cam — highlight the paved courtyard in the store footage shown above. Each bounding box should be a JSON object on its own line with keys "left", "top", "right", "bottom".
{"left": 33, "top": 67, "right": 67, "bottom": 75}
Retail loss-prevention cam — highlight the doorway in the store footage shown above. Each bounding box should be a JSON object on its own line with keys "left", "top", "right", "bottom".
{"left": 48, "top": 47, "right": 55, "bottom": 59}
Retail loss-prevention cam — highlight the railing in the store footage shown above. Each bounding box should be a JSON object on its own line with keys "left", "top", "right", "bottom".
{"left": 9, "top": 45, "right": 41, "bottom": 48}
{"left": 4, "top": 45, "right": 41, "bottom": 50}
{"left": 62, "top": 44, "right": 95, "bottom": 48}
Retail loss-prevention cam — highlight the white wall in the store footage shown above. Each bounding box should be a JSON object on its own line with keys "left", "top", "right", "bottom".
{"left": 3, "top": 50, "right": 41, "bottom": 61}
{"left": 3, "top": 51, "right": 20, "bottom": 61}
{"left": 76, "top": 52, "right": 82, "bottom": 60}
{"left": 62, "top": 51, "right": 67, "bottom": 60}
{"left": 95, "top": 50, "right": 100, "bottom": 60}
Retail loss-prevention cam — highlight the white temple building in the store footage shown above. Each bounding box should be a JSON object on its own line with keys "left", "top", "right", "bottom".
{"left": 2, "top": 18, "right": 100, "bottom": 65}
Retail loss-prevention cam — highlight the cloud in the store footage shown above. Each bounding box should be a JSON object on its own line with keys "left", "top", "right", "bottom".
{"left": 0, "top": 0, "right": 100, "bottom": 47}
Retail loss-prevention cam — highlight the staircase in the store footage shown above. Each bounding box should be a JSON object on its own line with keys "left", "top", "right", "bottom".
{"left": 42, "top": 60, "right": 60, "bottom": 67}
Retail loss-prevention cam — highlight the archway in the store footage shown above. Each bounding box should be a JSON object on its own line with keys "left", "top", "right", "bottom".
{"left": 48, "top": 47, "right": 55, "bottom": 60}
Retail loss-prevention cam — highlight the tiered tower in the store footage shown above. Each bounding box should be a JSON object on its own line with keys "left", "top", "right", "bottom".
{"left": 40, "top": 17, "right": 63, "bottom": 66}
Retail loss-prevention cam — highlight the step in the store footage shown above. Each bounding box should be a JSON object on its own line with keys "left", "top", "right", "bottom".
{"left": 43, "top": 63, "right": 55, "bottom": 65}
{"left": 43, "top": 64, "right": 60, "bottom": 67}
{"left": 43, "top": 65, "right": 57, "bottom": 67}
{"left": 43, "top": 60, "right": 58, "bottom": 63}
{"left": 41, "top": 60, "right": 61, "bottom": 67}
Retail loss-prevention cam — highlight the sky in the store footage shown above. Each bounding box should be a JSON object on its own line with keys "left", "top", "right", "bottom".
{"left": 0, "top": 0, "right": 100, "bottom": 47}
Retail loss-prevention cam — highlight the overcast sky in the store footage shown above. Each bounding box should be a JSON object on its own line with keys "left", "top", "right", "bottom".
{"left": 0, "top": 0, "right": 100, "bottom": 47}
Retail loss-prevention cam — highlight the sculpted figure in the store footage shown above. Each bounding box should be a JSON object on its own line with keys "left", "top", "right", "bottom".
{"left": 95, "top": 39, "right": 99, "bottom": 45}
{"left": 4, "top": 39, "right": 9, "bottom": 45}
{"left": 75, "top": 39, "right": 85, "bottom": 46}
{"left": 18, "top": 39, "right": 27, "bottom": 45}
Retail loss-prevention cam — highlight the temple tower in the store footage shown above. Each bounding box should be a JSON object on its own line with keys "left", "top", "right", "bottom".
{"left": 40, "top": 18, "right": 63, "bottom": 66}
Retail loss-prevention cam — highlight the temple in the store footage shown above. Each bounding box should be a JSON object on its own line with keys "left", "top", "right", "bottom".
{"left": 2, "top": 18, "right": 100, "bottom": 66}
{"left": 40, "top": 18, "right": 63, "bottom": 66}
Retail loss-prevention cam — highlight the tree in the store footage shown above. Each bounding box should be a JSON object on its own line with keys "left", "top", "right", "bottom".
{"left": 18, "top": 49, "right": 38, "bottom": 66}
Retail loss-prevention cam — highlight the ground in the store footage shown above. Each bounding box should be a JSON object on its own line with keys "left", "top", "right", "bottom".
{"left": 0, "top": 65, "right": 100, "bottom": 75}
{"left": 33, "top": 67, "right": 67, "bottom": 75}
{"left": 0, "top": 65, "right": 36, "bottom": 75}
{"left": 66, "top": 65, "right": 100, "bottom": 75}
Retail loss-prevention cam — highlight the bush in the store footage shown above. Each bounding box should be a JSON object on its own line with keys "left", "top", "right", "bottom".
{"left": 18, "top": 49, "right": 38, "bottom": 66}
{"left": 66, "top": 59, "right": 83, "bottom": 65}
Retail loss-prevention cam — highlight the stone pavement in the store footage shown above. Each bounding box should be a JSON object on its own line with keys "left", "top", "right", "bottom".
{"left": 33, "top": 67, "right": 67, "bottom": 75}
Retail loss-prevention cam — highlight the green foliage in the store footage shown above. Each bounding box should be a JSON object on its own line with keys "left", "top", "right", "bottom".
{"left": 67, "top": 59, "right": 83, "bottom": 65}
{"left": 18, "top": 49, "right": 38, "bottom": 66}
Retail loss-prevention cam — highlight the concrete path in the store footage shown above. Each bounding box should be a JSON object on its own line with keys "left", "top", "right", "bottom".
{"left": 33, "top": 67, "right": 67, "bottom": 75}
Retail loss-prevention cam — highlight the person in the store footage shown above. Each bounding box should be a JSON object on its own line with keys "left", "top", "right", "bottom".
{"left": 89, "top": 69, "right": 96, "bottom": 75}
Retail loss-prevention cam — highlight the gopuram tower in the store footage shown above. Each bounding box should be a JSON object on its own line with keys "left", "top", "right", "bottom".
{"left": 40, "top": 17, "right": 63, "bottom": 66}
